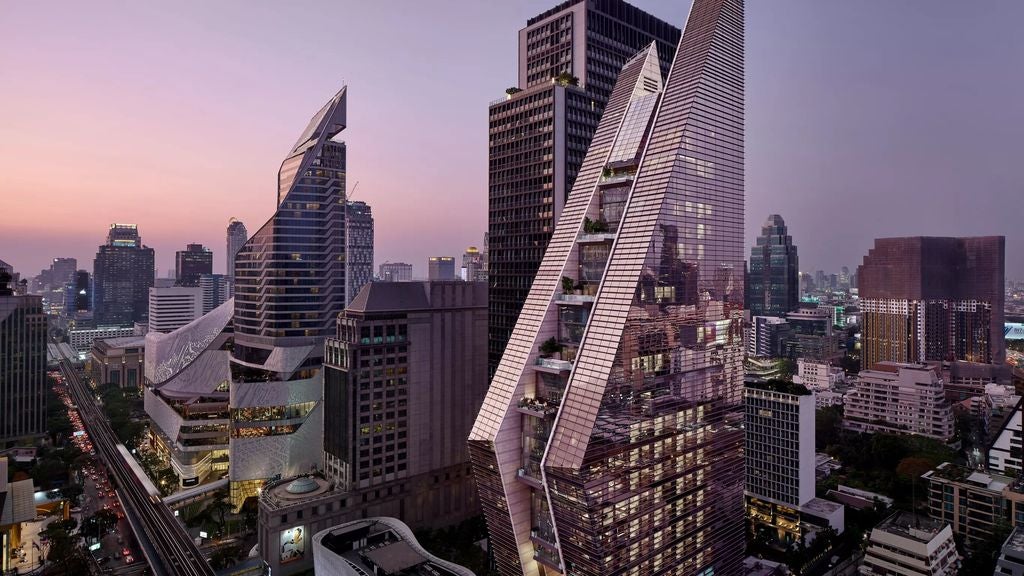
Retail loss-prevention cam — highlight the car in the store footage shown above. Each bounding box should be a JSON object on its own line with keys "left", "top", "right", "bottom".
{"left": 124, "top": 555, "right": 135, "bottom": 564}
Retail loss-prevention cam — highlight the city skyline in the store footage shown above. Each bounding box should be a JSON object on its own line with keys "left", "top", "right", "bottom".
{"left": 2, "top": 0, "right": 1022, "bottom": 278}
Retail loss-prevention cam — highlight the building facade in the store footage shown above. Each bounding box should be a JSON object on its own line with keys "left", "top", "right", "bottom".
{"left": 746, "top": 214, "right": 799, "bottom": 317}
{"left": 989, "top": 403, "right": 1023, "bottom": 476}
{"left": 148, "top": 286, "right": 203, "bottom": 333}
{"left": 748, "top": 316, "right": 789, "bottom": 358}
{"left": 427, "top": 257, "right": 455, "bottom": 281}
{"left": 225, "top": 218, "right": 248, "bottom": 283}
{"left": 378, "top": 262, "right": 412, "bottom": 282}
{"left": 470, "top": 3, "right": 746, "bottom": 572}
{"left": 860, "top": 511, "right": 959, "bottom": 576}
{"left": 462, "top": 246, "right": 486, "bottom": 282}
{"left": 227, "top": 86, "right": 349, "bottom": 505}
{"left": 0, "top": 273, "right": 47, "bottom": 446}
{"left": 93, "top": 224, "right": 155, "bottom": 326}
{"left": 858, "top": 236, "right": 1005, "bottom": 370}
{"left": 923, "top": 462, "right": 1024, "bottom": 549}
{"left": 175, "top": 243, "right": 213, "bottom": 287}
{"left": 88, "top": 336, "right": 145, "bottom": 389}
{"left": 996, "top": 527, "right": 1024, "bottom": 576}
{"left": 345, "top": 200, "right": 374, "bottom": 307}
{"left": 844, "top": 362, "right": 955, "bottom": 441}
{"left": 487, "top": 0, "right": 681, "bottom": 377}
{"left": 199, "top": 273, "right": 231, "bottom": 315}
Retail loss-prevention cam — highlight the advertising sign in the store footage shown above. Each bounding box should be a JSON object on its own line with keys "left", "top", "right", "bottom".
{"left": 280, "top": 525, "right": 306, "bottom": 564}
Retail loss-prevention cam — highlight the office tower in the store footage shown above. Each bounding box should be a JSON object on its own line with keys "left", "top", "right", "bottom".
{"left": 311, "top": 518, "right": 475, "bottom": 576}
{"left": 147, "top": 286, "right": 203, "bottom": 333}
{"left": 748, "top": 315, "right": 789, "bottom": 358}
{"left": 175, "top": 243, "right": 213, "bottom": 287}
{"left": 858, "top": 236, "right": 1005, "bottom": 370}
{"left": 199, "top": 273, "right": 231, "bottom": 314}
{"left": 844, "top": 362, "right": 955, "bottom": 441}
{"left": 228, "top": 86, "right": 349, "bottom": 505}
{"left": 0, "top": 272, "right": 47, "bottom": 446}
{"left": 427, "top": 256, "right": 455, "bottom": 281}
{"left": 93, "top": 223, "right": 156, "bottom": 326}
{"left": 746, "top": 214, "right": 799, "bottom": 317}
{"left": 470, "top": 0, "right": 746, "bottom": 571}
{"left": 462, "top": 246, "right": 486, "bottom": 281}
{"left": 838, "top": 265, "right": 850, "bottom": 290}
{"left": 226, "top": 218, "right": 248, "bottom": 282}
{"left": 378, "top": 262, "right": 412, "bottom": 282}
{"left": 861, "top": 511, "right": 959, "bottom": 576}
{"left": 785, "top": 307, "right": 841, "bottom": 361}
{"left": 64, "top": 270, "right": 92, "bottom": 315}
{"left": 49, "top": 257, "right": 78, "bottom": 288}
{"left": 487, "top": 0, "right": 681, "bottom": 377}
{"left": 345, "top": 200, "right": 374, "bottom": 307}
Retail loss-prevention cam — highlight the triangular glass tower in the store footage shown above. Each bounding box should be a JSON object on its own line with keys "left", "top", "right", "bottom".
{"left": 469, "top": 1, "right": 745, "bottom": 574}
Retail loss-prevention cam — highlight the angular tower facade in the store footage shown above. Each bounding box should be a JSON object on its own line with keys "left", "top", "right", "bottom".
{"left": 227, "top": 87, "right": 348, "bottom": 505}
{"left": 746, "top": 214, "right": 799, "bottom": 317}
{"left": 470, "top": 1, "right": 745, "bottom": 574}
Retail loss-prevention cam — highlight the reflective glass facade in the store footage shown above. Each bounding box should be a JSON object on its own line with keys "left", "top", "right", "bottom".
{"left": 471, "top": 2, "right": 745, "bottom": 573}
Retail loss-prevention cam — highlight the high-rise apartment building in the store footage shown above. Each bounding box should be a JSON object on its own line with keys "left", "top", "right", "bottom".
{"left": 345, "top": 200, "right": 374, "bottom": 307}
{"left": 858, "top": 236, "right": 1005, "bottom": 370}
{"left": 228, "top": 86, "right": 348, "bottom": 505}
{"left": 746, "top": 214, "right": 799, "bottom": 317}
{"left": 470, "top": 1, "right": 746, "bottom": 571}
{"left": 378, "top": 262, "right": 413, "bottom": 282}
{"left": 93, "top": 224, "right": 155, "bottom": 326}
{"left": 989, "top": 405, "right": 1022, "bottom": 476}
{"left": 48, "top": 257, "right": 78, "bottom": 289}
{"left": 199, "top": 273, "right": 231, "bottom": 315}
{"left": 147, "top": 286, "right": 203, "bottom": 333}
{"left": 487, "top": 0, "right": 681, "bottom": 377}
{"left": 427, "top": 257, "right": 455, "bottom": 281}
{"left": 226, "top": 218, "right": 248, "bottom": 282}
{"left": 844, "top": 362, "right": 955, "bottom": 441}
{"left": 0, "top": 272, "right": 47, "bottom": 446}
{"left": 861, "top": 511, "right": 959, "bottom": 576}
{"left": 175, "top": 243, "right": 213, "bottom": 287}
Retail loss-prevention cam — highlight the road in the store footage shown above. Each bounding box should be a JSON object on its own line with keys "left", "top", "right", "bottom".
{"left": 58, "top": 358, "right": 215, "bottom": 576}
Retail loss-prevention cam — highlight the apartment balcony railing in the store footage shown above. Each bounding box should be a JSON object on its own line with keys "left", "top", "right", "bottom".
{"left": 535, "top": 357, "right": 573, "bottom": 372}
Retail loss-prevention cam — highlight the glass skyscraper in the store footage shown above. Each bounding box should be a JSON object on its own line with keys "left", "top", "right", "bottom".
{"left": 745, "top": 214, "right": 799, "bottom": 317}
{"left": 93, "top": 223, "right": 155, "bottom": 326}
{"left": 470, "top": 1, "right": 746, "bottom": 573}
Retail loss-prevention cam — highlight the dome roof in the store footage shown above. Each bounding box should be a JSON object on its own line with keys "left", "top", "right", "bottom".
{"left": 285, "top": 477, "right": 320, "bottom": 495}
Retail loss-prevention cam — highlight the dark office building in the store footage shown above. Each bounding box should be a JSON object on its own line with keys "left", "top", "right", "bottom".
{"left": 487, "top": 0, "right": 681, "bottom": 376}
{"left": 746, "top": 214, "right": 799, "bottom": 317}
{"left": 65, "top": 270, "right": 92, "bottom": 314}
{"left": 175, "top": 243, "right": 213, "bottom": 287}
{"left": 0, "top": 271, "right": 47, "bottom": 446}
{"left": 858, "top": 236, "right": 1005, "bottom": 369}
{"left": 93, "top": 224, "right": 155, "bottom": 326}
{"left": 323, "top": 281, "right": 487, "bottom": 522}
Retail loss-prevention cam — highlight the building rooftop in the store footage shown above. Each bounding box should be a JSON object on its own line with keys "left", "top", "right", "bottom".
{"left": 875, "top": 511, "right": 948, "bottom": 543}
{"left": 801, "top": 497, "right": 843, "bottom": 517}
{"left": 313, "top": 517, "right": 475, "bottom": 576}
{"left": 925, "top": 462, "right": 1017, "bottom": 492}
{"left": 259, "top": 473, "right": 335, "bottom": 510}
{"left": 745, "top": 378, "right": 812, "bottom": 396}
{"left": 1002, "top": 526, "right": 1024, "bottom": 556}
{"left": 96, "top": 336, "right": 146, "bottom": 349}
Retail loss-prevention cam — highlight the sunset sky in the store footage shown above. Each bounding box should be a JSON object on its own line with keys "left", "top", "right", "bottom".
{"left": 2, "top": 0, "right": 1022, "bottom": 278}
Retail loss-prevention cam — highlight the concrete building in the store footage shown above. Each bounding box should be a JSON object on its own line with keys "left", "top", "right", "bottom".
{"left": 225, "top": 218, "right": 247, "bottom": 284}
{"left": 68, "top": 325, "right": 138, "bottom": 355}
{"left": 844, "top": 362, "right": 955, "bottom": 441}
{"left": 148, "top": 286, "right": 203, "bottom": 333}
{"left": 794, "top": 358, "right": 844, "bottom": 391}
{"left": 858, "top": 236, "right": 1005, "bottom": 370}
{"left": 923, "top": 462, "right": 1024, "bottom": 549}
{"left": 989, "top": 401, "right": 1023, "bottom": 476}
{"left": 746, "top": 214, "right": 799, "bottom": 317}
{"left": 88, "top": 336, "right": 145, "bottom": 389}
{"left": 0, "top": 273, "right": 47, "bottom": 446}
{"left": 860, "top": 511, "right": 959, "bottom": 576}
{"left": 471, "top": 5, "right": 746, "bottom": 572}
{"left": 345, "top": 200, "right": 374, "bottom": 307}
{"left": 378, "top": 262, "right": 412, "bottom": 282}
{"left": 462, "top": 246, "right": 486, "bottom": 282}
{"left": 426, "top": 257, "right": 455, "bottom": 281}
{"left": 199, "top": 273, "right": 231, "bottom": 315}
{"left": 311, "top": 517, "right": 475, "bottom": 576}
{"left": 175, "top": 243, "right": 213, "bottom": 287}
{"left": 814, "top": 390, "right": 845, "bottom": 409}
{"left": 748, "top": 316, "right": 789, "bottom": 358}
{"left": 996, "top": 526, "right": 1024, "bottom": 576}
{"left": 487, "top": 0, "right": 681, "bottom": 379}
{"left": 785, "top": 307, "right": 841, "bottom": 361}
{"left": 93, "top": 224, "right": 155, "bottom": 326}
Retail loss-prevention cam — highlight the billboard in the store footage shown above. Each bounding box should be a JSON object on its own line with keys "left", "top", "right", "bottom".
{"left": 280, "top": 525, "right": 306, "bottom": 564}
{"left": 1007, "top": 323, "right": 1024, "bottom": 340}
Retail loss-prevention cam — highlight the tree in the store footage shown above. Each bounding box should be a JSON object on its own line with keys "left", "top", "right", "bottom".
{"left": 81, "top": 509, "right": 118, "bottom": 540}
{"left": 209, "top": 545, "right": 241, "bottom": 570}
{"left": 60, "top": 484, "right": 84, "bottom": 506}
{"left": 815, "top": 406, "right": 843, "bottom": 451}
{"left": 208, "top": 488, "right": 233, "bottom": 536}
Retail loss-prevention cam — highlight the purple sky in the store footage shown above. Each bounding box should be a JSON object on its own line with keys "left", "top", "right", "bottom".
{"left": 1, "top": 1, "right": 1021, "bottom": 279}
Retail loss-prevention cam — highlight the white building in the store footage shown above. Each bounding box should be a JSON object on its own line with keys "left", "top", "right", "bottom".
{"left": 68, "top": 325, "right": 138, "bottom": 354}
{"left": 860, "top": 511, "right": 959, "bottom": 576}
{"left": 814, "top": 390, "right": 845, "bottom": 409}
{"left": 148, "top": 286, "right": 202, "bottom": 333}
{"left": 989, "top": 401, "right": 1023, "bottom": 476}
{"left": 996, "top": 527, "right": 1024, "bottom": 576}
{"left": 844, "top": 362, "right": 955, "bottom": 441}
{"left": 794, "top": 358, "right": 843, "bottom": 391}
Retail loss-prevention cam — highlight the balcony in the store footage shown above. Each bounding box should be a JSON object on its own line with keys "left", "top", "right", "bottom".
{"left": 517, "top": 467, "right": 544, "bottom": 490}
{"left": 535, "top": 357, "right": 572, "bottom": 373}
{"left": 597, "top": 171, "right": 636, "bottom": 188}
{"left": 577, "top": 231, "right": 616, "bottom": 244}
{"left": 556, "top": 293, "right": 595, "bottom": 305}
{"left": 517, "top": 397, "right": 559, "bottom": 418}
{"left": 533, "top": 544, "right": 562, "bottom": 571}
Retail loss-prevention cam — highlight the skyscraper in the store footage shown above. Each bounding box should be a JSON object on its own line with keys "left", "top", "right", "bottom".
{"left": 93, "top": 223, "right": 155, "bottom": 326}
{"left": 345, "top": 200, "right": 374, "bottom": 307}
{"left": 746, "top": 214, "right": 799, "bottom": 317}
{"left": 199, "top": 273, "right": 231, "bottom": 314}
{"left": 147, "top": 286, "right": 203, "bottom": 333}
{"left": 175, "top": 243, "right": 213, "bottom": 287}
{"left": 857, "top": 236, "right": 1005, "bottom": 370}
{"left": 228, "top": 86, "right": 349, "bottom": 505}
{"left": 378, "top": 262, "right": 413, "bottom": 282}
{"left": 226, "top": 218, "right": 248, "bottom": 283}
{"left": 0, "top": 271, "right": 47, "bottom": 446}
{"left": 65, "top": 270, "right": 92, "bottom": 316}
{"left": 487, "top": 0, "right": 681, "bottom": 377}
{"left": 462, "top": 246, "right": 486, "bottom": 282}
{"left": 427, "top": 256, "right": 456, "bottom": 281}
{"left": 470, "top": 1, "right": 746, "bottom": 572}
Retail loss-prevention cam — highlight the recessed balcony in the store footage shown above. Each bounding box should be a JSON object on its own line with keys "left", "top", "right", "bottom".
{"left": 535, "top": 357, "right": 572, "bottom": 373}
{"left": 517, "top": 396, "right": 559, "bottom": 418}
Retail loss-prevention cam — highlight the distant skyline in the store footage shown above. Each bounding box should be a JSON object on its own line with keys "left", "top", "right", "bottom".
{"left": 2, "top": 0, "right": 1022, "bottom": 278}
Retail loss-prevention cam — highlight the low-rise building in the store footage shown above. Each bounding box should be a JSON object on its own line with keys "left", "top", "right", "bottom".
{"left": 860, "top": 511, "right": 959, "bottom": 576}
{"left": 990, "top": 400, "right": 1023, "bottom": 476}
{"left": 88, "top": 336, "right": 145, "bottom": 388}
{"left": 312, "top": 517, "right": 475, "bottom": 576}
{"left": 844, "top": 362, "right": 955, "bottom": 441}
{"left": 996, "top": 526, "right": 1024, "bottom": 576}
{"left": 794, "top": 358, "right": 843, "bottom": 391}
{"left": 814, "top": 390, "right": 845, "bottom": 409}
{"left": 923, "top": 462, "right": 1024, "bottom": 548}
{"left": 68, "top": 325, "right": 138, "bottom": 355}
